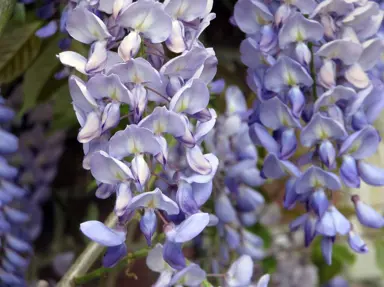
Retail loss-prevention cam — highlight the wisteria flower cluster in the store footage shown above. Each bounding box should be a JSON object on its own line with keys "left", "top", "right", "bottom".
{"left": 234, "top": 0, "right": 384, "bottom": 264}
{"left": 58, "top": 0, "right": 270, "bottom": 286}
{"left": 0, "top": 97, "right": 35, "bottom": 286}
{"left": 206, "top": 85, "right": 267, "bottom": 261}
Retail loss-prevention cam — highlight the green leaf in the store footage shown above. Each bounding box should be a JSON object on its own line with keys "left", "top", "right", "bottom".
{"left": 0, "top": 0, "right": 15, "bottom": 36}
{"left": 374, "top": 239, "right": 384, "bottom": 274}
{"left": 86, "top": 203, "right": 99, "bottom": 221}
{"left": 201, "top": 280, "right": 214, "bottom": 287}
{"left": 246, "top": 223, "right": 272, "bottom": 249}
{"left": 20, "top": 34, "right": 62, "bottom": 115}
{"left": 0, "top": 21, "right": 42, "bottom": 84}
{"left": 12, "top": 3, "right": 26, "bottom": 24}
{"left": 332, "top": 244, "right": 356, "bottom": 265}
{"left": 311, "top": 239, "right": 355, "bottom": 284}
{"left": 50, "top": 84, "right": 77, "bottom": 131}
{"left": 261, "top": 256, "right": 277, "bottom": 274}
{"left": 86, "top": 180, "right": 97, "bottom": 193}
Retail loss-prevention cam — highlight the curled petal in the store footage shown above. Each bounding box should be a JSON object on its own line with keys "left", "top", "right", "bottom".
{"left": 194, "top": 108, "right": 217, "bottom": 142}
{"left": 310, "top": 188, "right": 329, "bottom": 217}
{"left": 116, "top": 0, "right": 172, "bottom": 43}
{"left": 169, "top": 264, "right": 206, "bottom": 286}
{"left": 225, "top": 85, "right": 248, "bottom": 115}
{"left": 66, "top": 7, "right": 111, "bottom": 44}
{"left": 108, "top": 57, "right": 162, "bottom": 87}
{"left": 353, "top": 196, "right": 384, "bottom": 228}
{"left": 264, "top": 56, "right": 313, "bottom": 93}
{"left": 316, "top": 206, "right": 351, "bottom": 236}
{"left": 160, "top": 46, "right": 208, "bottom": 80}
{"left": 176, "top": 181, "right": 199, "bottom": 215}
{"left": 87, "top": 74, "right": 132, "bottom": 104}
{"left": 139, "top": 106, "right": 185, "bottom": 137}
{"left": 295, "top": 42, "right": 312, "bottom": 65}
{"left": 348, "top": 231, "right": 368, "bottom": 253}
{"left": 90, "top": 151, "right": 133, "bottom": 185}
{"left": 170, "top": 79, "right": 210, "bottom": 114}
{"left": 163, "top": 240, "right": 186, "bottom": 270}
{"left": 318, "top": 59, "right": 336, "bottom": 89}
{"left": 234, "top": 0, "right": 273, "bottom": 34}
{"left": 186, "top": 146, "right": 212, "bottom": 175}
{"left": 58, "top": 52, "right": 87, "bottom": 74}
{"left": 131, "top": 154, "right": 150, "bottom": 188}
{"left": 165, "top": 0, "right": 207, "bottom": 21}
{"left": 262, "top": 154, "right": 301, "bottom": 179}
{"left": 96, "top": 183, "right": 116, "bottom": 199}
{"left": 314, "top": 85, "right": 357, "bottom": 112}
{"left": 69, "top": 75, "right": 98, "bottom": 113}
{"left": 85, "top": 41, "right": 108, "bottom": 74}
{"left": 319, "top": 140, "right": 336, "bottom": 168}
{"left": 251, "top": 123, "right": 279, "bottom": 154}
{"left": 345, "top": 63, "right": 370, "bottom": 89}
{"left": 236, "top": 186, "right": 265, "bottom": 212}
{"left": 118, "top": 31, "right": 141, "bottom": 61}
{"left": 359, "top": 38, "right": 384, "bottom": 70}
{"left": 279, "top": 12, "right": 324, "bottom": 48}
{"left": 339, "top": 126, "right": 380, "bottom": 159}
{"left": 256, "top": 274, "right": 271, "bottom": 287}
{"left": 140, "top": 208, "right": 157, "bottom": 246}
{"left": 296, "top": 166, "right": 341, "bottom": 194}
{"left": 109, "top": 125, "right": 162, "bottom": 159}
{"left": 259, "top": 97, "right": 301, "bottom": 130}
{"left": 215, "top": 193, "right": 238, "bottom": 224}
{"left": 103, "top": 243, "right": 127, "bottom": 267}
{"left": 192, "top": 181, "right": 212, "bottom": 207}
{"left": 101, "top": 102, "right": 120, "bottom": 132}
{"left": 300, "top": 113, "right": 347, "bottom": 147}
{"left": 115, "top": 183, "right": 132, "bottom": 216}
{"left": 166, "top": 20, "right": 186, "bottom": 53}
{"left": 146, "top": 243, "right": 169, "bottom": 272}
{"left": 77, "top": 111, "right": 101, "bottom": 143}
{"left": 340, "top": 155, "right": 360, "bottom": 188}
{"left": 288, "top": 86, "right": 305, "bottom": 117}
{"left": 321, "top": 236, "right": 334, "bottom": 265}
{"left": 284, "top": 178, "right": 298, "bottom": 209}
{"left": 35, "top": 20, "right": 58, "bottom": 38}
{"left": 0, "top": 130, "right": 18, "bottom": 155}
{"left": 226, "top": 255, "right": 254, "bottom": 287}
{"left": 181, "top": 154, "right": 218, "bottom": 184}
{"left": 128, "top": 188, "right": 179, "bottom": 215}
{"left": 358, "top": 161, "right": 384, "bottom": 186}
{"left": 80, "top": 221, "right": 126, "bottom": 246}
{"left": 316, "top": 39, "right": 362, "bottom": 65}
{"left": 167, "top": 213, "right": 210, "bottom": 243}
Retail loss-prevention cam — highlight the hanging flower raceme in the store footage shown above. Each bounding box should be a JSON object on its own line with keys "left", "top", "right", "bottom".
{"left": 204, "top": 85, "right": 268, "bottom": 271}
{"left": 0, "top": 97, "right": 34, "bottom": 287}
{"left": 56, "top": 0, "right": 254, "bottom": 285}
{"left": 234, "top": 0, "right": 384, "bottom": 264}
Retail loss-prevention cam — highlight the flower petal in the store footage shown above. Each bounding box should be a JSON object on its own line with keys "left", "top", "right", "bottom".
{"left": 80, "top": 221, "right": 126, "bottom": 246}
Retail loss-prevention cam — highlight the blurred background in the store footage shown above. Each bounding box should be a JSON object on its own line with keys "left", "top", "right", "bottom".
{"left": 0, "top": 0, "right": 384, "bottom": 286}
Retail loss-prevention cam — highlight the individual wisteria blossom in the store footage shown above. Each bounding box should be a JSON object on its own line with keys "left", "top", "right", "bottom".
{"left": 0, "top": 96, "right": 34, "bottom": 286}
{"left": 234, "top": 0, "right": 384, "bottom": 265}
{"left": 57, "top": 0, "right": 237, "bottom": 284}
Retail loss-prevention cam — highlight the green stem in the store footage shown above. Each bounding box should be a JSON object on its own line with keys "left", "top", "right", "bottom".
{"left": 308, "top": 42, "right": 318, "bottom": 99}
{"left": 73, "top": 248, "right": 149, "bottom": 285}
{"left": 57, "top": 213, "right": 117, "bottom": 287}
{"left": 0, "top": 0, "right": 15, "bottom": 37}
